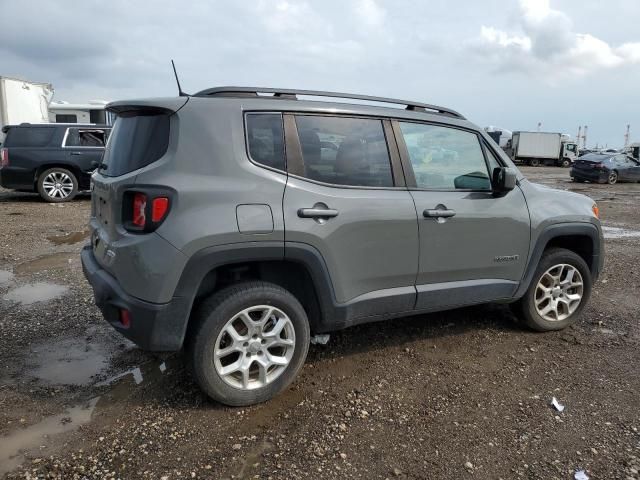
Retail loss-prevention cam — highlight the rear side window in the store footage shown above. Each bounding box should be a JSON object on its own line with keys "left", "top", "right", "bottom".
{"left": 294, "top": 115, "right": 393, "bottom": 187}
{"left": 246, "top": 114, "right": 285, "bottom": 171}
{"left": 64, "top": 128, "right": 109, "bottom": 147}
{"left": 102, "top": 114, "right": 169, "bottom": 177}
{"left": 4, "top": 127, "right": 54, "bottom": 147}
{"left": 399, "top": 122, "right": 491, "bottom": 190}
{"left": 56, "top": 114, "right": 77, "bottom": 123}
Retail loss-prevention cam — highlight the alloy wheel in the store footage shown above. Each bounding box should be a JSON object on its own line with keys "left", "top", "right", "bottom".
{"left": 534, "top": 264, "right": 584, "bottom": 322}
{"left": 213, "top": 305, "right": 295, "bottom": 390}
{"left": 42, "top": 171, "right": 74, "bottom": 199}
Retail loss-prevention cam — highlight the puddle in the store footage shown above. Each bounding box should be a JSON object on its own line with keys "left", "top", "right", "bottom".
{"left": 0, "top": 397, "right": 98, "bottom": 476}
{"left": 2, "top": 283, "right": 68, "bottom": 305}
{"left": 14, "top": 253, "right": 75, "bottom": 275}
{"left": 29, "top": 338, "right": 109, "bottom": 385}
{"left": 602, "top": 226, "right": 640, "bottom": 239}
{"left": 0, "top": 270, "right": 14, "bottom": 285}
{"left": 47, "top": 230, "right": 90, "bottom": 245}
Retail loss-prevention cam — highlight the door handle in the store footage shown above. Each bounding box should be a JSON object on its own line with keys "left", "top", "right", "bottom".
{"left": 423, "top": 208, "right": 456, "bottom": 218}
{"left": 70, "top": 152, "right": 83, "bottom": 156}
{"left": 298, "top": 208, "right": 339, "bottom": 218}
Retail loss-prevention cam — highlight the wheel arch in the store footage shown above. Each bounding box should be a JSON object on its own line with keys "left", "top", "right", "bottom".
{"left": 176, "top": 242, "right": 338, "bottom": 347}
{"left": 514, "top": 223, "right": 603, "bottom": 299}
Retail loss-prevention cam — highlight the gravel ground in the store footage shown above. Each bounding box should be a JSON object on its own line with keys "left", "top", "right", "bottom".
{"left": 0, "top": 167, "right": 639, "bottom": 479}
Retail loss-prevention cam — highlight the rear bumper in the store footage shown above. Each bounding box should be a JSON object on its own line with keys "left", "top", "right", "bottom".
{"left": 81, "top": 246, "right": 190, "bottom": 351}
{"left": 570, "top": 169, "right": 607, "bottom": 183}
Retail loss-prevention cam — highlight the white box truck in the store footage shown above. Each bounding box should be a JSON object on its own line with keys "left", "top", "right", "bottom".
{"left": 511, "top": 131, "right": 578, "bottom": 167}
{"left": 0, "top": 76, "right": 54, "bottom": 143}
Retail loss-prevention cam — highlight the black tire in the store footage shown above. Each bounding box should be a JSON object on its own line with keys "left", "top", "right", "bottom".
{"left": 529, "top": 158, "right": 541, "bottom": 167}
{"left": 37, "top": 167, "right": 78, "bottom": 202}
{"left": 572, "top": 177, "right": 585, "bottom": 183}
{"left": 515, "top": 248, "right": 592, "bottom": 332}
{"left": 607, "top": 170, "right": 618, "bottom": 185}
{"left": 187, "top": 281, "right": 310, "bottom": 406}
{"left": 559, "top": 158, "right": 571, "bottom": 168}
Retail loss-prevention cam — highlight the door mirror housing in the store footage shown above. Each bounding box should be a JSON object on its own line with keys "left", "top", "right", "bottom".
{"left": 492, "top": 167, "right": 517, "bottom": 193}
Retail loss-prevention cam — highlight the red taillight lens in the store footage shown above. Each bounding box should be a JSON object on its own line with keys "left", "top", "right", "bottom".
{"left": 0, "top": 148, "right": 8, "bottom": 167}
{"left": 119, "top": 309, "right": 131, "bottom": 328}
{"left": 132, "top": 193, "right": 147, "bottom": 227}
{"left": 151, "top": 197, "right": 169, "bottom": 222}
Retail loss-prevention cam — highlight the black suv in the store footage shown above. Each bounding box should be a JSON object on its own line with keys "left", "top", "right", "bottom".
{"left": 0, "top": 123, "right": 111, "bottom": 202}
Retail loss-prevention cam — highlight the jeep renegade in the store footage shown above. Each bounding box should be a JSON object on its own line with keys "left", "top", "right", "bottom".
{"left": 81, "top": 87, "right": 604, "bottom": 406}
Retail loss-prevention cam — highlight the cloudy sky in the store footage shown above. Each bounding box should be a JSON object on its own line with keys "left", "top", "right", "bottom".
{"left": 2, "top": 0, "right": 639, "bottom": 147}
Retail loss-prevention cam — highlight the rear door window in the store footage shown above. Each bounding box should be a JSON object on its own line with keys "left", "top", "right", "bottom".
{"left": 101, "top": 114, "right": 170, "bottom": 177}
{"left": 64, "top": 128, "right": 109, "bottom": 148}
{"left": 4, "top": 127, "right": 55, "bottom": 147}
{"left": 294, "top": 115, "right": 393, "bottom": 187}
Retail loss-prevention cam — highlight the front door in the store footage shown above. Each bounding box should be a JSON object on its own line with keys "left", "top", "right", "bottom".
{"left": 393, "top": 120, "right": 531, "bottom": 311}
{"left": 283, "top": 114, "right": 419, "bottom": 318}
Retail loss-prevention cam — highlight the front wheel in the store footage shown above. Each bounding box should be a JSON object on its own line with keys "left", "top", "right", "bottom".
{"left": 607, "top": 170, "right": 618, "bottom": 185}
{"left": 37, "top": 167, "right": 78, "bottom": 202}
{"left": 559, "top": 158, "right": 571, "bottom": 168}
{"left": 515, "top": 248, "right": 592, "bottom": 331}
{"left": 187, "top": 281, "right": 310, "bottom": 406}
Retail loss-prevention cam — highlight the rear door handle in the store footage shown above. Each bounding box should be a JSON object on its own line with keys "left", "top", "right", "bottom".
{"left": 298, "top": 208, "right": 339, "bottom": 218}
{"left": 70, "top": 152, "right": 83, "bottom": 156}
{"left": 423, "top": 208, "right": 456, "bottom": 218}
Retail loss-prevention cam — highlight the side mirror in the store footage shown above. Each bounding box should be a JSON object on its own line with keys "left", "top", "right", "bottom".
{"left": 492, "top": 167, "right": 516, "bottom": 193}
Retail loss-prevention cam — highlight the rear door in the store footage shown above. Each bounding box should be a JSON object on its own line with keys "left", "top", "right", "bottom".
{"left": 393, "top": 120, "right": 530, "bottom": 310}
{"left": 63, "top": 127, "right": 109, "bottom": 180}
{"left": 282, "top": 114, "right": 419, "bottom": 317}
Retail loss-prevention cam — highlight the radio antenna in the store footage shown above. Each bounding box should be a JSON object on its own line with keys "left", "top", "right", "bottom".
{"left": 171, "top": 60, "right": 188, "bottom": 97}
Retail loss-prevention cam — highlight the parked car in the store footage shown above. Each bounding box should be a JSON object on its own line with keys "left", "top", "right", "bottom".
{"left": 571, "top": 153, "right": 640, "bottom": 184}
{"left": 0, "top": 123, "right": 111, "bottom": 202}
{"left": 81, "top": 87, "right": 604, "bottom": 406}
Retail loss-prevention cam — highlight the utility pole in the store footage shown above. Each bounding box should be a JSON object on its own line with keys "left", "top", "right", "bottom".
{"left": 624, "top": 124, "right": 630, "bottom": 147}
{"left": 583, "top": 125, "right": 588, "bottom": 149}
{"left": 577, "top": 126, "right": 582, "bottom": 147}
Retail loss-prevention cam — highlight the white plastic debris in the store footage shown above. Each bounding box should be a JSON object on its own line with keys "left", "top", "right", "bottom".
{"left": 132, "top": 367, "right": 143, "bottom": 385}
{"left": 159, "top": 362, "right": 167, "bottom": 373}
{"left": 310, "top": 334, "right": 330, "bottom": 345}
{"left": 574, "top": 469, "right": 589, "bottom": 480}
{"left": 551, "top": 397, "right": 565, "bottom": 412}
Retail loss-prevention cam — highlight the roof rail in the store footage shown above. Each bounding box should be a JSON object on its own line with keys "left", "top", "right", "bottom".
{"left": 193, "top": 86, "right": 465, "bottom": 119}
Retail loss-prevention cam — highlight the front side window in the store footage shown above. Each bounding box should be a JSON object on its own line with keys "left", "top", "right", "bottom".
{"left": 399, "top": 122, "right": 491, "bottom": 190}
{"left": 56, "top": 114, "right": 77, "bottom": 123}
{"left": 246, "top": 113, "right": 285, "bottom": 171}
{"left": 294, "top": 115, "right": 393, "bottom": 187}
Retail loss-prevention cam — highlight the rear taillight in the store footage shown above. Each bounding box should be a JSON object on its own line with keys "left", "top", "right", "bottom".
{"left": 151, "top": 197, "right": 169, "bottom": 223}
{"left": 119, "top": 309, "right": 131, "bottom": 328}
{"left": 132, "top": 193, "right": 147, "bottom": 227}
{"left": 123, "top": 189, "right": 172, "bottom": 233}
{"left": 0, "top": 148, "right": 8, "bottom": 167}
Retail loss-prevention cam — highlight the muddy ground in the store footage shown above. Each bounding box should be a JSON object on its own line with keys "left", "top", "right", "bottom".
{"left": 0, "top": 166, "right": 639, "bottom": 479}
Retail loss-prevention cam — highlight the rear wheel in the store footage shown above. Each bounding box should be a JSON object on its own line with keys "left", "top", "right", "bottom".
{"left": 187, "top": 281, "right": 310, "bottom": 406}
{"left": 529, "top": 158, "right": 541, "bottom": 167}
{"left": 37, "top": 167, "right": 78, "bottom": 202}
{"left": 515, "top": 248, "right": 592, "bottom": 332}
{"left": 607, "top": 170, "right": 618, "bottom": 185}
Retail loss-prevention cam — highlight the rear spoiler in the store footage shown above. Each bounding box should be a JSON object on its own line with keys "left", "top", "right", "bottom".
{"left": 106, "top": 97, "right": 189, "bottom": 116}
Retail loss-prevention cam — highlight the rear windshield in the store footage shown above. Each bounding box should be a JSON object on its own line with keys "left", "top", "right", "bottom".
{"left": 4, "top": 127, "right": 55, "bottom": 147}
{"left": 101, "top": 113, "right": 170, "bottom": 177}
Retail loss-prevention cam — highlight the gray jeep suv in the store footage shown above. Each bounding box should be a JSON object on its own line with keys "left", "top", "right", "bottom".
{"left": 81, "top": 87, "right": 604, "bottom": 406}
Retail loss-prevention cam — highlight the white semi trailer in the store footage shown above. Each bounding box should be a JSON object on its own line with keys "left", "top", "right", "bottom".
{"left": 511, "top": 131, "right": 578, "bottom": 167}
{"left": 0, "top": 76, "right": 54, "bottom": 143}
